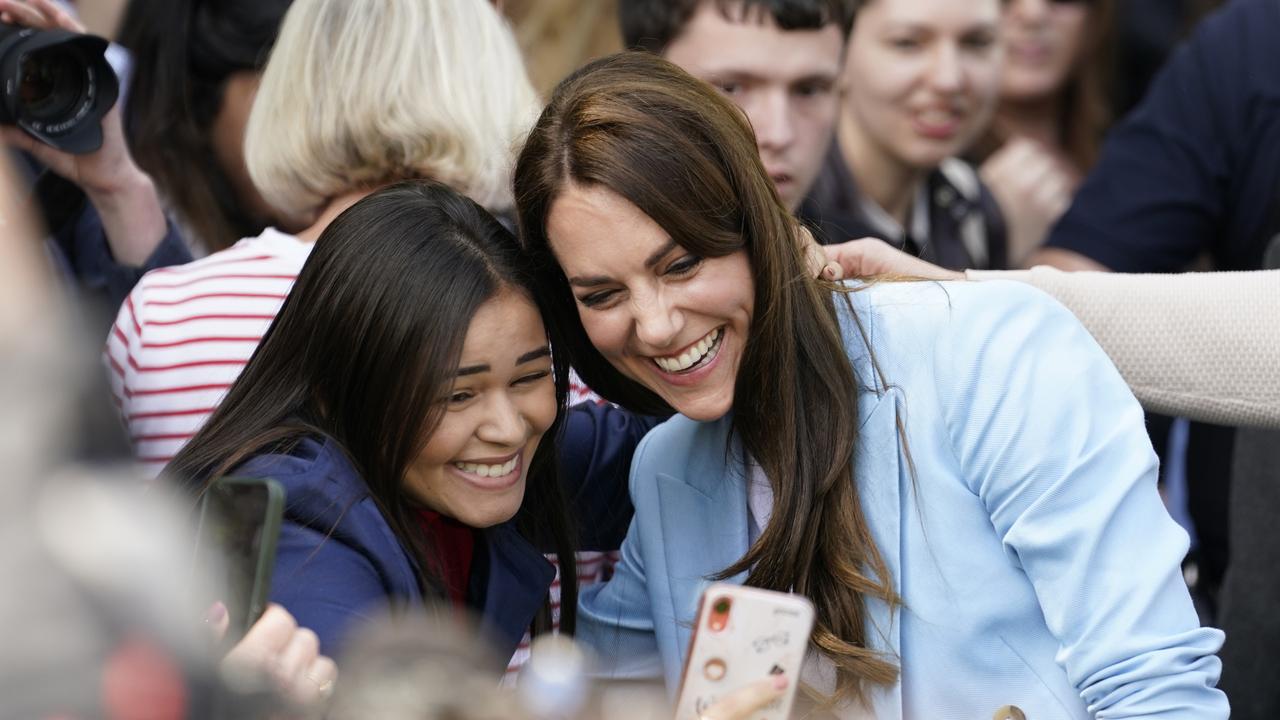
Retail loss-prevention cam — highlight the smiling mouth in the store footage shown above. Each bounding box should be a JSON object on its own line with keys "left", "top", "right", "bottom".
{"left": 452, "top": 454, "right": 519, "bottom": 479}
{"left": 651, "top": 327, "right": 725, "bottom": 374}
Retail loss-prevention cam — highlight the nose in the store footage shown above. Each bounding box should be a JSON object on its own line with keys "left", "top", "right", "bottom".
{"left": 476, "top": 392, "right": 529, "bottom": 448}
{"left": 1008, "top": 0, "right": 1051, "bottom": 22}
{"left": 631, "top": 289, "right": 684, "bottom": 351}
{"left": 751, "top": 89, "right": 795, "bottom": 153}
{"left": 927, "top": 42, "right": 965, "bottom": 93}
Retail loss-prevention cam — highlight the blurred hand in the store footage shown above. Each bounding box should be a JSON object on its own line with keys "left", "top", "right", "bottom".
{"left": 822, "top": 238, "right": 962, "bottom": 281}
{"left": 208, "top": 602, "right": 339, "bottom": 709}
{"left": 696, "top": 674, "right": 790, "bottom": 720}
{"left": 0, "top": 136, "right": 55, "bottom": 341}
{"left": 979, "top": 138, "right": 1076, "bottom": 267}
{"left": 0, "top": 0, "right": 166, "bottom": 266}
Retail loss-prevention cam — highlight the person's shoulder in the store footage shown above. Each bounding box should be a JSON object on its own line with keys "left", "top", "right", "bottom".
{"left": 134, "top": 228, "right": 305, "bottom": 283}
{"left": 1175, "top": 0, "right": 1276, "bottom": 95}
{"left": 838, "top": 279, "right": 1072, "bottom": 373}
{"left": 627, "top": 413, "right": 731, "bottom": 483}
{"left": 235, "top": 435, "right": 368, "bottom": 509}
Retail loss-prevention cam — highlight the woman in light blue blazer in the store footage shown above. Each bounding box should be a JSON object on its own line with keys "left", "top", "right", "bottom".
{"left": 512, "top": 53, "right": 1228, "bottom": 718}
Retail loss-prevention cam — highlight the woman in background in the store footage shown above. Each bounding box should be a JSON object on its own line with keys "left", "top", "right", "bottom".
{"left": 976, "top": 0, "right": 1116, "bottom": 264}
{"left": 802, "top": 0, "right": 1008, "bottom": 270}
{"left": 119, "top": 0, "right": 297, "bottom": 252}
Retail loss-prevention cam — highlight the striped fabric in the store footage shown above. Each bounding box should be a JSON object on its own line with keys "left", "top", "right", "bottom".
{"left": 105, "top": 228, "right": 314, "bottom": 477}
{"left": 505, "top": 550, "right": 621, "bottom": 680}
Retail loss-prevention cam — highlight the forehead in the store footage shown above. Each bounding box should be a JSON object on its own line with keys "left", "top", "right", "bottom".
{"left": 665, "top": 1, "right": 845, "bottom": 83}
{"left": 858, "top": 0, "right": 1001, "bottom": 29}
{"left": 459, "top": 290, "right": 546, "bottom": 361}
{"left": 546, "top": 184, "right": 673, "bottom": 274}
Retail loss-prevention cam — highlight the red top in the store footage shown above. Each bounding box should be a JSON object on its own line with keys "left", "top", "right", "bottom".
{"left": 415, "top": 508, "right": 476, "bottom": 606}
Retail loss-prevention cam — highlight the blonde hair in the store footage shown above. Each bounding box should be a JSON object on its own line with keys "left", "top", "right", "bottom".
{"left": 245, "top": 0, "right": 539, "bottom": 217}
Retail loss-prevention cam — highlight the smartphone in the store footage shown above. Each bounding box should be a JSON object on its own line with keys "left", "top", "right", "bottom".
{"left": 674, "top": 584, "right": 815, "bottom": 720}
{"left": 194, "top": 477, "right": 285, "bottom": 643}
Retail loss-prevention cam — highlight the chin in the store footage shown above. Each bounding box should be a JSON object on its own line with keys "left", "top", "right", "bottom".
{"left": 456, "top": 495, "right": 524, "bottom": 529}
{"left": 666, "top": 390, "right": 734, "bottom": 423}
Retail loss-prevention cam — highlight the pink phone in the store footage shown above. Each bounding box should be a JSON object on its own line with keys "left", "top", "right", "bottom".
{"left": 674, "top": 583, "right": 815, "bottom": 720}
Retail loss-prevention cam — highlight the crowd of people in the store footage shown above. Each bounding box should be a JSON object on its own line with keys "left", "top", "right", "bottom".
{"left": 3, "top": 0, "right": 1278, "bottom": 717}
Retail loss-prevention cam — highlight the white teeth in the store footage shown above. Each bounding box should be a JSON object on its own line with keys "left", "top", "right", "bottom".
{"left": 653, "top": 328, "right": 723, "bottom": 373}
{"left": 919, "top": 110, "right": 956, "bottom": 124}
{"left": 454, "top": 456, "right": 518, "bottom": 478}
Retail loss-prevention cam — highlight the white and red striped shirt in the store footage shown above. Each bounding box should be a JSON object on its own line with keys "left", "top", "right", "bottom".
{"left": 104, "top": 228, "right": 314, "bottom": 477}
{"left": 505, "top": 549, "right": 620, "bottom": 680}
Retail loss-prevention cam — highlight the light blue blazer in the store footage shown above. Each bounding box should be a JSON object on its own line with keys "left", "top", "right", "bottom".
{"left": 577, "top": 280, "right": 1228, "bottom": 718}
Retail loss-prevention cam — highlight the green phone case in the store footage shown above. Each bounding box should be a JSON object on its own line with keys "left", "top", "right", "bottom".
{"left": 201, "top": 476, "right": 286, "bottom": 639}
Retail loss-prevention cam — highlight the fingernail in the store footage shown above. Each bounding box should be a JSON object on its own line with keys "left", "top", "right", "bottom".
{"left": 205, "top": 601, "right": 227, "bottom": 623}
{"left": 773, "top": 673, "right": 789, "bottom": 690}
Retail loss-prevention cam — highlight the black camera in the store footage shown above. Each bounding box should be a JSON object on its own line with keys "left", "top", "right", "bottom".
{"left": 0, "top": 22, "right": 118, "bottom": 154}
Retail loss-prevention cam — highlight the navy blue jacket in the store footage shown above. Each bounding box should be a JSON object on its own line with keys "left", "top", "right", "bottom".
{"left": 236, "top": 402, "right": 659, "bottom": 663}
{"left": 1047, "top": 0, "right": 1280, "bottom": 272}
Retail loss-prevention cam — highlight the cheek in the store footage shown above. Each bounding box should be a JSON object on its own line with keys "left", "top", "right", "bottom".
{"left": 527, "top": 389, "right": 558, "bottom": 437}
{"left": 798, "top": 103, "right": 839, "bottom": 151}
{"left": 965, "top": 57, "right": 1005, "bottom": 104}
{"left": 417, "top": 417, "right": 469, "bottom": 469}
{"left": 1054, "top": 14, "right": 1089, "bottom": 67}
{"left": 578, "top": 309, "right": 631, "bottom": 358}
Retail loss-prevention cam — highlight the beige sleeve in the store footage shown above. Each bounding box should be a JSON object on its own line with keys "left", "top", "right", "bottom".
{"left": 965, "top": 267, "right": 1280, "bottom": 429}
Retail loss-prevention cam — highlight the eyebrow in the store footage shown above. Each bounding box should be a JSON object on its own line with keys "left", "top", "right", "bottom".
{"left": 455, "top": 346, "right": 552, "bottom": 376}
{"left": 567, "top": 239, "right": 680, "bottom": 288}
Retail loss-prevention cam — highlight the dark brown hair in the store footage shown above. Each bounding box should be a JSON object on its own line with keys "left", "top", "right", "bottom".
{"left": 1064, "top": 0, "right": 1116, "bottom": 171}
{"left": 118, "top": 0, "right": 293, "bottom": 250}
{"left": 620, "top": 0, "right": 855, "bottom": 54}
{"left": 975, "top": 0, "right": 1116, "bottom": 172}
{"left": 167, "top": 180, "right": 577, "bottom": 634}
{"left": 514, "top": 51, "right": 897, "bottom": 701}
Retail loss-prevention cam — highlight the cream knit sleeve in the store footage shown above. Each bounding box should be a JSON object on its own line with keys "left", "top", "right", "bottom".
{"left": 964, "top": 267, "right": 1280, "bottom": 429}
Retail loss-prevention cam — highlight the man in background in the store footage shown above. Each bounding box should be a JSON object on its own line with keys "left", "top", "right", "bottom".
{"left": 619, "top": 0, "right": 849, "bottom": 218}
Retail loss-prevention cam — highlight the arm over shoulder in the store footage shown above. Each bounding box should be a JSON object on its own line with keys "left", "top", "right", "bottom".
{"left": 935, "top": 282, "right": 1228, "bottom": 718}
{"left": 560, "top": 402, "right": 663, "bottom": 551}
{"left": 574, "top": 427, "right": 664, "bottom": 680}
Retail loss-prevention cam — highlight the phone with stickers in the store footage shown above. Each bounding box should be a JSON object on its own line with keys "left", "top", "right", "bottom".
{"left": 674, "top": 584, "right": 815, "bottom": 720}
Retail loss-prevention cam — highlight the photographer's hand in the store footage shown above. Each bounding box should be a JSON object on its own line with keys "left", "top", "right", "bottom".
{"left": 0, "top": 0, "right": 167, "bottom": 267}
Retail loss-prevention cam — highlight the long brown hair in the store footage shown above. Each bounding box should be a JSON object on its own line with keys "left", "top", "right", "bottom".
{"left": 514, "top": 52, "right": 898, "bottom": 701}
{"left": 1058, "top": 0, "right": 1115, "bottom": 171}
{"left": 974, "top": 0, "right": 1116, "bottom": 172}
{"left": 166, "top": 180, "right": 577, "bottom": 634}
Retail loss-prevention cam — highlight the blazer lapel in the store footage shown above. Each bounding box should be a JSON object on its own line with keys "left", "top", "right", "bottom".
{"left": 854, "top": 387, "right": 904, "bottom": 718}
{"left": 654, "top": 418, "right": 751, "bottom": 665}
{"left": 647, "top": 399, "right": 905, "bottom": 716}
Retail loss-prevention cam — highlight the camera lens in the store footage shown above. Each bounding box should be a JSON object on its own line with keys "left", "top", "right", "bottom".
{"left": 0, "top": 24, "right": 118, "bottom": 153}
{"left": 19, "top": 47, "right": 84, "bottom": 122}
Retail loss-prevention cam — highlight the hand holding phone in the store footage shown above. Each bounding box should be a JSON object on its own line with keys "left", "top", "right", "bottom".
{"left": 674, "top": 584, "right": 814, "bottom": 720}
{"left": 195, "top": 477, "right": 285, "bottom": 644}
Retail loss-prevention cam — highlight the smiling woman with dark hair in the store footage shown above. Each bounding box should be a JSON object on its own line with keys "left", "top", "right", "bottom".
{"left": 166, "top": 181, "right": 652, "bottom": 667}
{"left": 513, "top": 51, "right": 1228, "bottom": 717}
